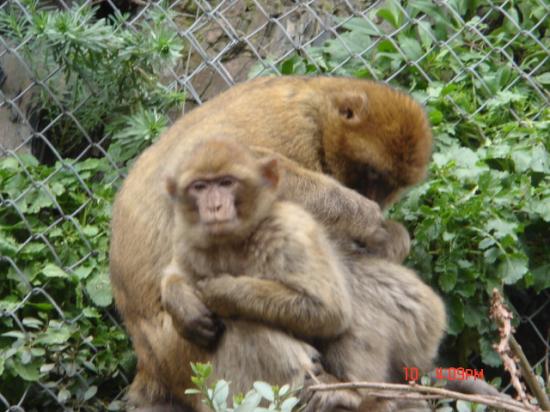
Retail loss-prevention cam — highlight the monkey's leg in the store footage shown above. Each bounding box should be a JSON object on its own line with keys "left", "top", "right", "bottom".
{"left": 127, "top": 313, "right": 210, "bottom": 412}
{"left": 322, "top": 258, "right": 446, "bottom": 412}
{"left": 130, "top": 315, "right": 359, "bottom": 412}
{"left": 209, "top": 321, "right": 362, "bottom": 412}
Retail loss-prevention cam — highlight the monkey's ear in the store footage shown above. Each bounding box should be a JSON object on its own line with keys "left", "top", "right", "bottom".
{"left": 334, "top": 92, "right": 367, "bottom": 125}
{"left": 165, "top": 176, "right": 178, "bottom": 198}
{"left": 260, "top": 158, "right": 279, "bottom": 188}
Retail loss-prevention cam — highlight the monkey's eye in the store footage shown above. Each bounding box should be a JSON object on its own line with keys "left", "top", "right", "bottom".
{"left": 190, "top": 181, "right": 208, "bottom": 192}
{"left": 218, "top": 177, "right": 236, "bottom": 188}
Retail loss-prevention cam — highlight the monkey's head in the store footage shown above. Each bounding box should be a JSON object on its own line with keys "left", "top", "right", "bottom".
{"left": 166, "top": 138, "right": 279, "bottom": 245}
{"left": 321, "top": 79, "right": 432, "bottom": 209}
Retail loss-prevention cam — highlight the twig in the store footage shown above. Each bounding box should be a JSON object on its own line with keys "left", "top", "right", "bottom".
{"left": 510, "top": 335, "right": 550, "bottom": 410}
{"left": 309, "top": 381, "right": 536, "bottom": 412}
{"left": 490, "top": 289, "right": 534, "bottom": 408}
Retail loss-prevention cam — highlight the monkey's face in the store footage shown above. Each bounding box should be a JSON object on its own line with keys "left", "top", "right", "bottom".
{"left": 344, "top": 163, "right": 401, "bottom": 209}
{"left": 184, "top": 176, "right": 242, "bottom": 236}
{"left": 323, "top": 80, "right": 432, "bottom": 209}
{"left": 166, "top": 138, "right": 280, "bottom": 245}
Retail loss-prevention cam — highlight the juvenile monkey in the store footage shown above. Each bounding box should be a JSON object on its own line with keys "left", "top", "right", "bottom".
{"left": 160, "top": 137, "right": 359, "bottom": 411}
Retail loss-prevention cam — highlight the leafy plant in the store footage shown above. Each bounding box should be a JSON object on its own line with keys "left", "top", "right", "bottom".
{"left": 0, "top": 0, "right": 184, "bottom": 164}
{"left": 185, "top": 363, "right": 300, "bottom": 412}
{"left": 0, "top": 154, "right": 131, "bottom": 410}
{"left": 251, "top": 0, "right": 550, "bottom": 368}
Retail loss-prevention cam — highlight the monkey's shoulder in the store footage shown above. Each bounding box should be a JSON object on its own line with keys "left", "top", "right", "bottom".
{"left": 246, "top": 201, "right": 324, "bottom": 269}
{"left": 271, "top": 201, "right": 322, "bottom": 236}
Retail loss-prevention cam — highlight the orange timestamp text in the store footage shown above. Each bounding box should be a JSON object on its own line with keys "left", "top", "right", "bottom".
{"left": 403, "top": 367, "right": 485, "bottom": 382}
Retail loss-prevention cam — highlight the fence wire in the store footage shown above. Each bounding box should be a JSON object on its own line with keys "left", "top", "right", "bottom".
{"left": 0, "top": 0, "right": 549, "bottom": 411}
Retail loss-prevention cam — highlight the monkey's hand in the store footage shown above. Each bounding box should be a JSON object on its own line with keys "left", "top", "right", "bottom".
{"left": 262, "top": 151, "right": 385, "bottom": 242}
{"left": 161, "top": 273, "right": 224, "bottom": 349}
{"left": 358, "top": 219, "right": 411, "bottom": 263}
{"left": 178, "top": 293, "right": 225, "bottom": 349}
{"left": 196, "top": 275, "right": 237, "bottom": 318}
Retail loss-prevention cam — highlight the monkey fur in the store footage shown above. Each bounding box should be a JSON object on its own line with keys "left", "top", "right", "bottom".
{"left": 159, "top": 137, "right": 361, "bottom": 411}
{"left": 110, "top": 76, "right": 489, "bottom": 411}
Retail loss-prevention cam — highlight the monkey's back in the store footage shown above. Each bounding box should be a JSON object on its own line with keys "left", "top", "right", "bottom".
{"left": 110, "top": 74, "right": 429, "bottom": 322}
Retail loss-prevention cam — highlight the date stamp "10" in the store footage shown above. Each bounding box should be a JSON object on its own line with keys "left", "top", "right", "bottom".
{"left": 403, "top": 367, "right": 485, "bottom": 382}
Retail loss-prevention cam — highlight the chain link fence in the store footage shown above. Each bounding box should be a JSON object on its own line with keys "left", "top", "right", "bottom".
{"left": 0, "top": 0, "right": 549, "bottom": 410}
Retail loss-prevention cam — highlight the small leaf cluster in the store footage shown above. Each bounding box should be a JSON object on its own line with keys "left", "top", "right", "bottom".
{"left": 0, "top": 154, "right": 131, "bottom": 407}
{"left": 0, "top": 0, "right": 185, "bottom": 163}
{"left": 185, "top": 363, "right": 300, "bottom": 412}
{"left": 254, "top": 0, "right": 550, "bottom": 367}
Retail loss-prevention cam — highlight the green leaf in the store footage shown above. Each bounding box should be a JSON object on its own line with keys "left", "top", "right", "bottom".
{"left": 0, "top": 235, "right": 18, "bottom": 258}
{"left": 478, "top": 237, "right": 495, "bottom": 250}
{"left": 281, "top": 397, "right": 300, "bottom": 412}
{"left": 342, "top": 17, "right": 379, "bottom": 35}
{"left": 36, "top": 323, "right": 72, "bottom": 345}
{"left": 212, "top": 379, "right": 229, "bottom": 406}
{"left": 439, "top": 270, "right": 457, "bottom": 292}
{"left": 456, "top": 400, "right": 473, "bottom": 412}
{"left": 416, "top": 20, "right": 433, "bottom": 49}
{"left": 22, "top": 317, "right": 43, "bottom": 329}
{"left": 535, "top": 72, "right": 550, "bottom": 85}
{"left": 83, "top": 385, "right": 98, "bottom": 401}
{"left": 447, "top": 296, "right": 464, "bottom": 335}
{"left": 74, "top": 265, "right": 94, "bottom": 280}
{"left": 107, "top": 400, "right": 124, "bottom": 411}
{"left": 497, "top": 255, "right": 528, "bottom": 284}
{"left": 82, "top": 225, "right": 99, "bottom": 237}
{"left": 86, "top": 272, "right": 113, "bottom": 307}
{"left": 0, "top": 156, "right": 20, "bottom": 171}
{"left": 532, "top": 264, "right": 550, "bottom": 292}
{"left": 485, "top": 219, "right": 517, "bottom": 240}
{"left": 479, "top": 337, "right": 501, "bottom": 367}
{"left": 42, "top": 263, "right": 69, "bottom": 279}
{"left": 253, "top": 381, "right": 275, "bottom": 402}
{"left": 12, "top": 360, "right": 41, "bottom": 381}
{"left": 398, "top": 35, "right": 423, "bottom": 60}
{"left": 57, "top": 388, "right": 71, "bottom": 403}
{"left": 464, "top": 304, "right": 483, "bottom": 327}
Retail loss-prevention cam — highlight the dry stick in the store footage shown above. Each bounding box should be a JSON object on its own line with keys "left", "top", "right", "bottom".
{"left": 510, "top": 335, "right": 550, "bottom": 411}
{"left": 490, "top": 288, "right": 531, "bottom": 406}
{"left": 309, "top": 381, "right": 534, "bottom": 412}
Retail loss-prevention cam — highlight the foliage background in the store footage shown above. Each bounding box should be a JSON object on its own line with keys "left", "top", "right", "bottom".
{"left": 0, "top": 0, "right": 548, "bottom": 410}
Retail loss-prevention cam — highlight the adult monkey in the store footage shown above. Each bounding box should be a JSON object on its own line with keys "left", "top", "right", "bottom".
{"left": 111, "top": 76, "right": 441, "bottom": 411}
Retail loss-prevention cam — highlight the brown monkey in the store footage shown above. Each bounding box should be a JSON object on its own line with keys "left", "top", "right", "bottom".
{"left": 159, "top": 137, "right": 360, "bottom": 411}
{"left": 109, "top": 76, "right": 443, "bottom": 411}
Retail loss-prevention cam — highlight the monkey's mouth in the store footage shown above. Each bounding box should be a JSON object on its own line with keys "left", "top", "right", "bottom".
{"left": 345, "top": 163, "right": 397, "bottom": 208}
{"left": 205, "top": 219, "right": 239, "bottom": 234}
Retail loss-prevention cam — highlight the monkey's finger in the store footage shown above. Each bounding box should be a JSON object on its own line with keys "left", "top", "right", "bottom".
{"left": 194, "top": 315, "right": 217, "bottom": 331}
{"left": 186, "top": 331, "right": 216, "bottom": 348}
{"left": 194, "top": 325, "right": 219, "bottom": 340}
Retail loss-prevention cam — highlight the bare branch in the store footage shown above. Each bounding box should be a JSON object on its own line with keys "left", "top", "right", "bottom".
{"left": 309, "top": 381, "right": 538, "bottom": 412}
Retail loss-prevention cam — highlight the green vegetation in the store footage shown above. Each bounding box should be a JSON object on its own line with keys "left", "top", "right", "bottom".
{"left": 185, "top": 363, "right": 300, "bottom": 412}
{"left": 255, "top": 0, "right": 549, "bottom": 368}
{"left": 0, "top": 2, "right": 183, "bottom": 409}
{"left": 0, "top": 0, "right": 548, "bottom": 409}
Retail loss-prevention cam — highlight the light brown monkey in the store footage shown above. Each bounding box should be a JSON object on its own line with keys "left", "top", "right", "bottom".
{"left": 159, "top": 137, "right": 360, "bottom": 412}
{"left": 110, "top": 76, "right": 468, "bottom": 411}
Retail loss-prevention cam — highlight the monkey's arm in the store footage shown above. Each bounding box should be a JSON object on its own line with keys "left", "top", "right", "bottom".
{"left": 198, "top": 274, "right": 350, "bottom": 339}
{"left": 198, "top": 209, "right": 352, "bottom": 339}
{"left": 357, "top": 219, "right": 410, "bottom": 263}
{"left": 252, "top": 147, "right": 403, "bottom": 257}
{"left": 161, "top": 266, "right": 224, "bottom": 348}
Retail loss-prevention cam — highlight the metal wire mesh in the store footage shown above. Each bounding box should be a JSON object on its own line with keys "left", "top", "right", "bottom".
{"left": 0, "top": 0, "right": 548, "bottom": 410}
